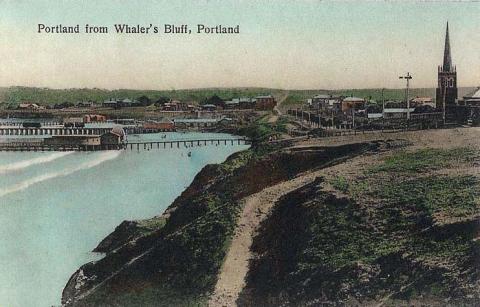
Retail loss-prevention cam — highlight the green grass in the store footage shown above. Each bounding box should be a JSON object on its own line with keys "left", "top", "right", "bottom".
{"left": 136, "top": 217, "right": 167, "bottom": 234}
{"left": 376, "top": 175, "right": 479, "bottom": 222}
{"left": 330, "top": 176, "right": 349, "bottom": 193}
{"left": 244, "top": 145, "right": 480, "bottom": 305}
{"left": 369, "top": 147, "right": 477, "bottom": 173}
{"left": 237, "top": 116, "right": 288, "bottom": 142}
{"left": 85, "top": 284, "right": 208, "bottom": 307}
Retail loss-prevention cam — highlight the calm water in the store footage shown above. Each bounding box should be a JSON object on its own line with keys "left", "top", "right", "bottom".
{"left": 0, "top": 132, "right": 248, "bottom": 307}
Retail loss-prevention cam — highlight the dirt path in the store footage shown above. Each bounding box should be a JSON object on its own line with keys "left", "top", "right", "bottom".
{"left": 267, "top": 91, "right": 289, "bottom": 123}
{"left": 209, "top": 151, "right": 379, "bottom": 307}
{"left": 209, "top": 127, "right": 480, "bottom": 307}
{"left": 209, "top": 135, "right": 407, "bottom": 307}
{"left": 208, "top": 170, "right": 319, "bottom": 307}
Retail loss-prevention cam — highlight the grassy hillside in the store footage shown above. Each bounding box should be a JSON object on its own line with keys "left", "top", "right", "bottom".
{"left": 0, "top": 87, "right": 283, "bottom": 106}
{"left": 240, "top": 144, "right": 480, "bottom": 306}
{"left": 0, "top": 86, "right": 475, "bottom": 107}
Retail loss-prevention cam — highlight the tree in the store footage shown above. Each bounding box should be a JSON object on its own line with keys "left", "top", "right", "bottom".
{"left": 155, "top": 96, "right": 170, "bottom": 106}
{"left": 204, "top": 94, "right": 225, "bottom": 107}
{"left": 137, "top": 95, "right": 151, "bottom": 106}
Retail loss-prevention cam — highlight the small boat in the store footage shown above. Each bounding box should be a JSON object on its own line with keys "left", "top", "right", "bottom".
{"left": 187, "top": 151, "right": 192, "bottom": 157}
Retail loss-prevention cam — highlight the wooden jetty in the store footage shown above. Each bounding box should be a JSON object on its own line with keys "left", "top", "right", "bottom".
{"left": 0, "top": 137, "right": 250, "bottom": 152}
{"left": 0, "top": 126, "right": 112, "bottom": 136}
{"left": 0, "top": 126, "right": 174, "bottom": 136}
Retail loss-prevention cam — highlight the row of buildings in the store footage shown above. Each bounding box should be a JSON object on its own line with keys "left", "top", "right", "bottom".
{"left": 195, "top": 95, "right": 277, "bottom": 111}
{"left": 307, "top": 94, "right": 435, "bottom": 119}
{"left": 99, "top": 95, "right": 277, "bottom": 111}
{"left": 305, "top": 22, "right": 479, "bottom": 123}
{"left": 44, "top": 126, "right": 125, "bottom": 148}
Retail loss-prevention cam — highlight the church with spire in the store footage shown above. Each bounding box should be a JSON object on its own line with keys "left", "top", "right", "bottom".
{"left": 436, "top": 22, "right": 458, "bottom": 108}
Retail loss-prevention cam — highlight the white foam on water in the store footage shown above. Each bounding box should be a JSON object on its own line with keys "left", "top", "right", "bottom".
{"left": 0, "top": 150, "right": 122, "bottom": 198}
{"left": 0, "top": 152, "right": 74, "bottom": 175}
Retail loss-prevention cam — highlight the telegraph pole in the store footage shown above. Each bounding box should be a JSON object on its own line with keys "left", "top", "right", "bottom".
{"left": 381, "top": 88, "right": 385, "bottom": 131}
{"left": 399, "top": 72, "right": 413, "bottom": 120}
{"left": 381, "top": 88, "right": 385, "bottom": 116}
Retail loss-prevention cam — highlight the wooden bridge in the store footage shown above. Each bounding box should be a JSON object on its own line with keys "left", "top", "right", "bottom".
{"left": 0, "top": 137, "right": 251, "bottom": 152}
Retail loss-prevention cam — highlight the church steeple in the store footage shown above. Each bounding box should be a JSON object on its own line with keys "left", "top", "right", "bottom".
{"left": 442, "top": 22, "right": 452, "bottom": 72}
{"left": 436, "top": 21, "right": 457, "bottom": 107}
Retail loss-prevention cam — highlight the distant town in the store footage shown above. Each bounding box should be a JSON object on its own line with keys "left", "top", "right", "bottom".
{"left": 0, "top": 22, "right": 479, "bottom": 152}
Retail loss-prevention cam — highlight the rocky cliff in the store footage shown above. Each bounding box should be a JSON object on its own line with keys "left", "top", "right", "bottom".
{"left": 63, "top": 131, "right": 480, "bottom": 306}
{"left": 63, "top": 141, "right": 379, "bottom": 306}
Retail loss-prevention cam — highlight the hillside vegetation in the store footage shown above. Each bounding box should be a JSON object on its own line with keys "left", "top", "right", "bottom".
{"left": 0, "top": 87, "right": 282, "bottom": 106}
{"left": 0, "top": 86, "right": 475, "bottom": 106}
{"left": 240, "top": 142, "right": 480, "bottom": 306}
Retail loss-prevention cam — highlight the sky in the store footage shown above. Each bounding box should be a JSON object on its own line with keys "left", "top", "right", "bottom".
{"left": 0, "top": 0, "right": 479, "bottom": 90}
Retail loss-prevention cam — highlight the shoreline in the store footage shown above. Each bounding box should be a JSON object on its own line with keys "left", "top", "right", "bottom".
{"left": 61, "top": 126, "right": 480, "bottom": 306}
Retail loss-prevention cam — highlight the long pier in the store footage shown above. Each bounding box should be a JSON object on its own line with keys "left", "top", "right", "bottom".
{"left": 125, "top": 138, "right": 250, "bottom": 151}
{"left": 0, "top": 126, "right": 112, "bottom": 136}
{"left": 0, "top": 137, "right": 250, "bottom": 152}
{"left": 0, "top": 126, "right": 173, "bottom": 136}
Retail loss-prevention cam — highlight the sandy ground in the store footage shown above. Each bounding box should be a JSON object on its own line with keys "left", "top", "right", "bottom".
{"left": 208, "top": 126, "right": 480, "bottom": 307}
{"left": 293, "top": 127, "right": 480, "bottom": 149}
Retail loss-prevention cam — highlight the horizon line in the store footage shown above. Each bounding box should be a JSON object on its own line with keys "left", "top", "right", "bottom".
{"left": 1, "top": 84, "right": 479, "bottom": 92}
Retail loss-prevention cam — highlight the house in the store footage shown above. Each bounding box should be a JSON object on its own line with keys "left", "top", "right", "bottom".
{"left": 366, "top": 104, "right": 383, "bottom": 119}
{"left": 100, "top": 127, "right": 125, "bottom": 145}
{"left": 77, "top": 101, "right": 95, "bottom": 108}
{"left": 103, "top": 98, "right": 118, "bottom": 108}
{"left": 413, "top": 105, "right": 437, "bottom": 114}
{"left": 462, "top": 88, "right": 480, "bottom": 106}
{"left": 224, "top": 100, "right": 239, "bottom": 109}
{"left": 142, "top": 120, "right": 175, "bottom": 131}
{"left": 186, "top": 104, "right": 197, "bottom": 111}
{"left": 173, "top": 118, "right": 219, "bottom": 129}
{"left": 238, "top": 98, "right": 255, "bottom": 109}
{"left": 18, "top": 103, "right": 41, "bottom": 110}
{"left": 341, "top": 97, "right": 365, "bottom": 113}
{"left": 162, "top": 102, "right": 175, "bottom": 111}
{"left": 311, "top": 94, "right": 331, "bottom": 109}
{"left": 411, "top": 97, "right": 435, "bottom": 108}
{"left": 119, "top": 98, "right": 140, "bottom": 107}
{"left": 205, "top": 95, "right": 225, "bottom": 109}
{"left": 255, "top": 95, "right": 276, "bottom": 110}
{"left": 175, "top": 101, "right": 190, "bottom": 111}
{"left": 44, "top": 135, "right": 101, "bottom": 146}
{"left": 311, "top": 95, "right": 343, "bottom": 111}
{"left": 383, "top": 108, "right": 415, "bottom": 119}
{"left": 201, "top": 104, "right": 217, "bottom": 111}
{"left": 83, "top": 114, "right": 106, "bottom": 123}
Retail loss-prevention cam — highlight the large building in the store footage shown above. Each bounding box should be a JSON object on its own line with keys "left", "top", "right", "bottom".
{"left": 436, "top": 22, "right": 458, "bottom": 108}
